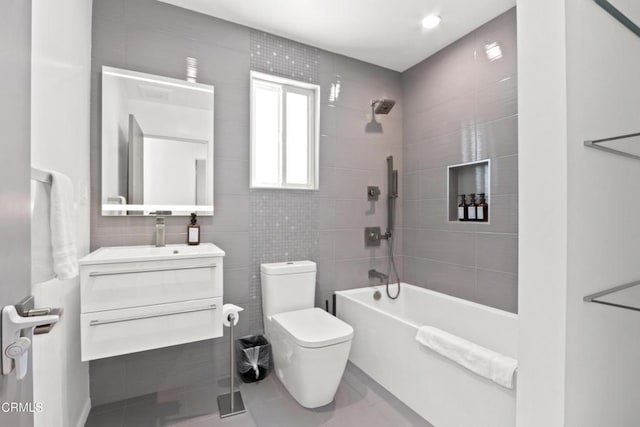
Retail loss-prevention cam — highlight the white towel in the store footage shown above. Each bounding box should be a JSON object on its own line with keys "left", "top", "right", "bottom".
{"left": 416, "top": 325, "right": 517, "bottom": 389}
{"left": 48, "top": 171, "right": 78, "bottom": 280}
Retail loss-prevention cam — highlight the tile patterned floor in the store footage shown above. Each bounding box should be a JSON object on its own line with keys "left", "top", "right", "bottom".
{"left": 85, "top": 362, "right": 433, "bottom": 427}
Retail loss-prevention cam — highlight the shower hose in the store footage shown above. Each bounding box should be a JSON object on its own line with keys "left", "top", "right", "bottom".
{"left": 386, "top": 232, "right": 401, "bottom": 300}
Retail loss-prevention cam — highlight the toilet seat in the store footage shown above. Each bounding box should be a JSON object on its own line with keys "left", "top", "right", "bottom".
{"left": 272, "top": 308, "right": 353, "bottom": 348}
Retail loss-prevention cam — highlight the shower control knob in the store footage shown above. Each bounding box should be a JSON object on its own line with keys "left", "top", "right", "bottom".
{"left": 367, "top": 186, "right": 381, "bottom": 201}
{"left": 364, "top": 227, "right": 382, "bottom": 247}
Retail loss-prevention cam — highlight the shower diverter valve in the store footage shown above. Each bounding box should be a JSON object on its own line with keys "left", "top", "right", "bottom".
{"left": 364, "top": 227, "right": 382, "bottom": 247}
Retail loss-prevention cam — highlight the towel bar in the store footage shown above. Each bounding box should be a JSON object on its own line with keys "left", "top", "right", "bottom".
{"left": 584, "top": 280, "right": 640, "bottom": 312}
{"left": 31, "top": 167, "right": 52, "bottom": 185}
{"left": 594, "top": 0, "right": 640, "bottom": 39}
{"left": 584, "top": 132, "right": 640, "bottom": 161}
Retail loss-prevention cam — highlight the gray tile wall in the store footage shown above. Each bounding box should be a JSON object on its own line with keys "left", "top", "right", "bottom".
{"left": 317, "top": 52, "right": 403, "bottom": 307}
{"left": 90, "top": 0, "right": 402, "bottom": 405}
{"left": 401, "top": 8, "right": 518, "bottom": 313}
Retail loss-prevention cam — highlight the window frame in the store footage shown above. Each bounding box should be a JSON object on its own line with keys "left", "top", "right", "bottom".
{"left": 250, "top": 71, "right": 320, "bottom": 190}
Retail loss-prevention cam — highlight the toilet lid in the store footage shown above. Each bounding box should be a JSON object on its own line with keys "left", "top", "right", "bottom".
{"left": 272, "top": 308, "right": 354, "bottom": 349}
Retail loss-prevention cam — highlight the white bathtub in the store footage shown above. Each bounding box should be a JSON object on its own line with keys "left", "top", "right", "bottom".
{"left": 335, "top": 283, "right": 518, "bottom": 427}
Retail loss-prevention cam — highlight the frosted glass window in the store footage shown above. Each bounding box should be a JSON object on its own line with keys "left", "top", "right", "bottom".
{"left": 250, "top": 71, "right": 319, "bottom": 190}
{"left": 285, "top": 91, "right": 309, "bottom": 185}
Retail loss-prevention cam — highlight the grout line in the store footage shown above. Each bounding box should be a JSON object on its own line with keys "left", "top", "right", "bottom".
{"left": 403, "top": 255, "right": 515, "bottom": 275}
{"left": 400, "top": 226, "right": 517, "bottom": 237}
{"left": 476, "top": 267, "right": 518, "bottom": 276}
{"left": 474, "top": 233, "right": 479, "bottom": 298}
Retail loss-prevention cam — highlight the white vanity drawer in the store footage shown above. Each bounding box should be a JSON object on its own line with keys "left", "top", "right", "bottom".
{"left": 80, "top": 257, "right": 223, "bottom": 313}
{"left": 81, "top": 297, "right": 222, "bottom": 361}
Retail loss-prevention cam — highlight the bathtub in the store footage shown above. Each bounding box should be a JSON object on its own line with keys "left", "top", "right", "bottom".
{"left": 335, "top": 283, "right": 518, "bottom": 427}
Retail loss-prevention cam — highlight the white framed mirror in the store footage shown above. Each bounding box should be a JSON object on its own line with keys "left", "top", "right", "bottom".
{"left": 101, "top": 66, "right": 214, "bottom": 216}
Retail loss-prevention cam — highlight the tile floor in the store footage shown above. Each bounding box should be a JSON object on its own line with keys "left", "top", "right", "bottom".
{"left": 85, "top": 362, "right": 433, "bottom": 427}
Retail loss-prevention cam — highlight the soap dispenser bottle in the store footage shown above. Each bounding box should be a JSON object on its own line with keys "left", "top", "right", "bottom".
{"left": 187, "top": 213, "right": 200, "bottom": 245}
{"left": 467, "top": 193, "right": 477, "bottom": 221}
{"left": 458, "top": 195, "right": 468, "bottom": 221}
{"left": 477, "top": 193, "right": 488, "bottom": 222}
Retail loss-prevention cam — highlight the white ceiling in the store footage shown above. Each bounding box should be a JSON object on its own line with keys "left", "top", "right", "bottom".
{"left": 159, "top": 0, "right": 515, "bottom": 71}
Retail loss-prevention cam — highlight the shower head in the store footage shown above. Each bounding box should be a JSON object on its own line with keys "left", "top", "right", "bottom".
{"left": 372, "top": 98, "right": 396, "bottom": 115}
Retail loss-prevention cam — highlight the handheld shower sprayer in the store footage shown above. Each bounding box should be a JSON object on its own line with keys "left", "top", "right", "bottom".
{"left": 385, "top": 156, "right": 398, "bottom": 240}
{"left": 384, "top": 156, "right": 401, "bottom": 300}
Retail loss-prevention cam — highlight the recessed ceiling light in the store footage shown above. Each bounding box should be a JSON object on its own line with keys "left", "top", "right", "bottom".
{"left": 421, "top": 15, "right": 441, "bottom": 29}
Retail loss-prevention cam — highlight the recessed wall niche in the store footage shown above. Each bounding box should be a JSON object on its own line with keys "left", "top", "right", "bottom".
{"left": 447, "top": 160, "right": 490, "bottom": 223}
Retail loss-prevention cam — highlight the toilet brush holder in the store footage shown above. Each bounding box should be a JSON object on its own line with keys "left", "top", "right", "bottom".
{"left": 217, "top": 309, "right": 246, "bottom": 418}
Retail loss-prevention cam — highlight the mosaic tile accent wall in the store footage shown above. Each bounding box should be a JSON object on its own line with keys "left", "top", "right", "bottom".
{"left": 248, "top": 32, "right": 321, "bottom": 330}
{"left": 248, "top": 191, "right": 320, "bottom": 330}
{"left": 250, "top": 31, "right": 320, "bottom": 84}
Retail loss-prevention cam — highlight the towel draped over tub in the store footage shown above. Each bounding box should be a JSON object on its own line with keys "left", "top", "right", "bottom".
{"left": 416, "top": 325, "right": 517, "bottom": 389}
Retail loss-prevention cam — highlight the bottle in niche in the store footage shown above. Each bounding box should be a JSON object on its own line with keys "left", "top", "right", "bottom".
{"left": 467, "top": 193, "right": 477, "bottom": 221}
{"left": 458, "top": 195, "right": 468, "bottom": 221}
{"left": 477, "top": 193, "right": 488, "bottom": 222}
{"left": 187, "top": 212, "right": 200, "bottom": 245}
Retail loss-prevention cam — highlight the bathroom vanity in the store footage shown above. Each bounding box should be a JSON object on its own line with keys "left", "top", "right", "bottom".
{"left": 79, "top": 243, "right": 224, "bottom": 361}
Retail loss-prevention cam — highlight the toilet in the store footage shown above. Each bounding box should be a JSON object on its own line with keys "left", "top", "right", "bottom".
{"left": 261, "top": 261, "right": 353, "bottom": 408}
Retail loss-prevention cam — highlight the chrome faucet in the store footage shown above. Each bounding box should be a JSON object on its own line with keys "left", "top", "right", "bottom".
{"left": 150, "top": 210, "right": 172, "bottom": 247}
{"left": 155, "top": 217, "right": 166, "bottom": 247}
{"left": 368, "top": 269, "right": 388, "bottom": 283}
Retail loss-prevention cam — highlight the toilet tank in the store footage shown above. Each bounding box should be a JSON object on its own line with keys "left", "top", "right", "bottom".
{"left": 261, "top": 261, "right": 316, "bottom": 319}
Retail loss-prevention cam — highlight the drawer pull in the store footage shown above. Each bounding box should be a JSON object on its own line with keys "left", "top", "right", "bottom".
{"left": 89, "top": 304, "right": 217, "bottom": 326}
{"left": 89, "top": 264, "right": 216, "bottom": 277}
